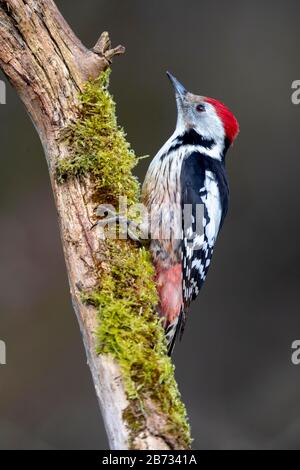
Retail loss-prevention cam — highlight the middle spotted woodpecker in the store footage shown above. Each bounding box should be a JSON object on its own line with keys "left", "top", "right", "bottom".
{"left": 142, "top": 72, "right": 239, "bottom": 355}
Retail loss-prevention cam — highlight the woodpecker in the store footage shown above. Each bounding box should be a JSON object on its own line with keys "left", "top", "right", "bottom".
{"left": 142, "top": 72, "right": 239, "bottom": 355}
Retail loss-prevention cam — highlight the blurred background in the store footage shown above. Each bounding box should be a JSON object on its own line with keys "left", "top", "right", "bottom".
{"left": 1, "top": 0, "right": 300, "bottom": 450}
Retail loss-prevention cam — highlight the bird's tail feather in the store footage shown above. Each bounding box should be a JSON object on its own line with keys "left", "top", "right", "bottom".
{"left": 166, "top": 308, "right": 186, "bottom": 356}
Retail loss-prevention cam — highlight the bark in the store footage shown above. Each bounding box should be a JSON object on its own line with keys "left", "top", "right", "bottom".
{"left": 0, "top": 0, "right": 189, "bottom": 450}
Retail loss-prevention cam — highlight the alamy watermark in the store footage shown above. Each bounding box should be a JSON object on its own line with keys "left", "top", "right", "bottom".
{"left": 0, "top": 80, "right": 6, "bottom": 104}
{"left": 291, "top": 80, "right": 300, "bottom": 104}
{"left": 94, "top": 197, "right": 205, "bottom": 250}
{"left": 0, "top": 340, "right": 6, "bottom": 365}
{"left": 291, "top": 340, "right": 300, "bottom": 365}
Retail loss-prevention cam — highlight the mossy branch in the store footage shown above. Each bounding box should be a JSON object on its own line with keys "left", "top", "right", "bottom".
{"left": 0, "top": 0, "right": 191, "bottom": 449}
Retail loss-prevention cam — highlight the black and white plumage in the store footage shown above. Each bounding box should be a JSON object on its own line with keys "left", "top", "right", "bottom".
{"left": 180, "top": 150, "right": 229, "bottom": 315}
{"left": 142, "top": 73, "right": 239, "bottom": 354}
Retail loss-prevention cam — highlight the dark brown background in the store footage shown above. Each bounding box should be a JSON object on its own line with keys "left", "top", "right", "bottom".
{"left": 1, "top": 0, "right": 300, "bottom": 449}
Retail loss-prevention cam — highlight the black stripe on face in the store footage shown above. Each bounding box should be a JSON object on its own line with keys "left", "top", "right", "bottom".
{"left": 172, "top": 128, "right": 215, "bottom": 151}
{"left": 159, "top": 129, "right": 216, "bottom": 162}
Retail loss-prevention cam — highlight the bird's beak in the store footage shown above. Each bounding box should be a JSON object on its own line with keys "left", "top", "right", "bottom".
{"left": 166, "top": 71, "right": 187, "bottom": 99}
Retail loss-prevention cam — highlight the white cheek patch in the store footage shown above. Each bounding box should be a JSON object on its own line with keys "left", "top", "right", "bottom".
{"left": 193, "top": 104, "right": 225, "bottom": 161}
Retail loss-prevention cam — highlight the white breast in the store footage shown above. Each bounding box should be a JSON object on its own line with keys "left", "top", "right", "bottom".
{"left": 142, "top": 146, "right": 186, "bottom": 240}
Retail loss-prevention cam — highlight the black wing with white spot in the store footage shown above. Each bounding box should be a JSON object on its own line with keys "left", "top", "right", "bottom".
{"left": 180, "top": 152, "right": 229, "bottom": 319}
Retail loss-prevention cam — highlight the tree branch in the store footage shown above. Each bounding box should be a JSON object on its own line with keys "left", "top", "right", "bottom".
{"left": 0, "top": 0, "right": 191, "bottom": 450}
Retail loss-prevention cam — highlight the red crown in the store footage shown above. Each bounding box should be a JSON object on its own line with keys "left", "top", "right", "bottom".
{"left": 205, "top": 97, "right": 239, "bottom": 144}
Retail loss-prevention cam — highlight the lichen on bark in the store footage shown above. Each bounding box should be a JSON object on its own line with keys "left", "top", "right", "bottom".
{"left": 56, "top": 70, "right": 191, "bottom": 449}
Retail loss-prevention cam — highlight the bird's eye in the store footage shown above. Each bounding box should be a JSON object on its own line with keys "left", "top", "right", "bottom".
{"left": 196, "top": 104, "right": 205, "bottom": 112}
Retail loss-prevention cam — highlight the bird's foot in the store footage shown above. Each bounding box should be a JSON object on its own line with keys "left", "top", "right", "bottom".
{"left": 92, "top": 205, "right": 148, "bottom": 245}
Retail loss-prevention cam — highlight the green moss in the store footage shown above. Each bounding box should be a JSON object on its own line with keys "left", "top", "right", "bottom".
{"left": 84, "top": 240, "right": 191, "bottom": 448}
{"left": 57, "top": 69, "right": 191, "bottom": 449}
{"left": 57, "top": 69, "right": 139, "bottom": 206}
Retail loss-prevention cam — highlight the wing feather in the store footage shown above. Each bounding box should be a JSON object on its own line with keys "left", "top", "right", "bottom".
{"left": 179, "top": 152, "right": 229, "bottom": 330}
